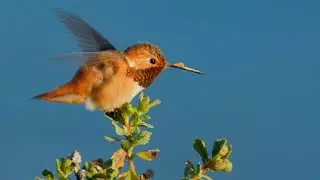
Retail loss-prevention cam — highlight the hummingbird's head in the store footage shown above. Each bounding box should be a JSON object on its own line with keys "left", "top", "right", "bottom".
{"left": 125, "top": 42, "right": 203, "bottom": 88}
{"left": 124, "top": 42, "right": 168, "bottom": 70}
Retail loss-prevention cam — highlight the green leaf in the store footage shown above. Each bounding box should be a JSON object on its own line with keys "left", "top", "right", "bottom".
{"left": 193, "top": 139, "right": 209, "bottom": 164}
{"left": 195, "top": 162, "right": 201, "bottom": 175}
{"left": 83, "top": 161, "right": 89, "bottom": 170}
{"left": 123, "top": 103, "right": 136, "bottom": 116}
{"left": 130, "top": 126, "right": 141, "bottom": 137}
{"left": 41, "top": 169, "right": 55, "bottom": 180}
{"left": 138, "top": 121, "right": 154, "bottom": 128}
{"left": 225, "top": 145, "right": 232, "bottom": 158}
{"left": 139, "top": 114, "right": 151, "bottom": 121}
{"left": 199, "top": 174, "right": 213, "bottom": 180}
{"left": 64, "top": 159, "right": 73, "bottom": 169}
{"left": 212, "top": 138, "right": 227, "bottom": 159}
{"left": 118, "top": 171, "right": 129, "bottom": 180}
{"left": 127, "top": 170, "right": 139, "bottom": 180}
{"left": 121, "top": 140, "right": 132, "bottom": 152}
{"left": 185, "top": 161, "right": 195, "bottom": 170}
{"left": 136, "top": 149, "right": 160, "bottom": 161}
{"left": 105, "top": 168, "right": 114, "bottom": 174}
{"left": 104, "top": 135, "right": 122, "bottom": 143}
{"left": 137, "top": 96, "right": 150, "bottom": 114}
{"left": 111, "top": 121, "right": 124, "bottom": 136}
{"left": 57, "top": 177, "right": 68, "bottom": 180}
{"left": 184, "top": 161, "right": 195, "bottom": 176}
{"left": 55, "top": 158, "right": 73, "bottom": 179}
{"left": 130, "top": 112, "right": 141, "bottom": 126}
{"left": 120, "top": 110, "right": 129, "bottom": 125}
{"left": 210, "top": 159, "right": 233, "bottom": 172}
{"left": 223, "top": 159, "right": 233, "bottom": 172}
{"left": 134, "top": 131, "right": 152, "bottom": 147}
{"left": 118, "top": 170, "right": 139, "bottom": 180}
{"left": 91, "top": 171, "right": 108, "bottom": 179}
{"left": 106, "top": 168, "right": 119, "bottom": 179}
{"left": 55, "top": 159, "right": 64, "bottom": 177}
{"left": 149, "top": 99, "right": 161, "bottom": 108}
{"left": 138, "top": 92, "right": 145, "bottom": 103}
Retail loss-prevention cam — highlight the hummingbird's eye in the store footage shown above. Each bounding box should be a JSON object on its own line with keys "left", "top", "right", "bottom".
{"left": 149, "top": 58, "right": 156, "bottom": 64}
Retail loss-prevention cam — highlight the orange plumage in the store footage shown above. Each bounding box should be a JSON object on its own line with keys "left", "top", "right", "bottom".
{"left": 33, "top": 9, "right": 203, "bottom": 112}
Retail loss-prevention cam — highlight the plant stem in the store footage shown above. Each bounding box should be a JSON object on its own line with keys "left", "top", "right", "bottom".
{"left": 120, "top": 105, "right": 136, "bottom": 174}
{"left": 128, "top": 156, "right": 136, "bottom": 174}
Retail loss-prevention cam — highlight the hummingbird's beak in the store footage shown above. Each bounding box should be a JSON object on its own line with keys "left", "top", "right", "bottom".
{"left": 167, "top": 62, "right": 204, "bottom": 75}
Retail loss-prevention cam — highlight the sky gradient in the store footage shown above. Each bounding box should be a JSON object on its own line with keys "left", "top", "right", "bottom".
{"left": 0, "top": 0, "right": 319, "bottom": 179}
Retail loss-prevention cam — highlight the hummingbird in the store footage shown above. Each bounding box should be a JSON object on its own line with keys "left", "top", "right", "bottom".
{"left": 33, "top": 9, "right": 203, "bottom": 112}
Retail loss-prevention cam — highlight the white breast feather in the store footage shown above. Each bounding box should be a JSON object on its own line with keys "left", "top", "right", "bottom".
{"left": 84, "top": 82, "right": 144, "bottom": 112}
{"left": 130, "top": 82, "right": 144, "bottom": 101}
{"left": 85, "top": 97, "right": 97, "bottom": 111}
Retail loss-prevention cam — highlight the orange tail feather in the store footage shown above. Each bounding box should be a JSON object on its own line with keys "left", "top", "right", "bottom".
{"left": 33, "top": 82, "right": 86, "bottom": 104}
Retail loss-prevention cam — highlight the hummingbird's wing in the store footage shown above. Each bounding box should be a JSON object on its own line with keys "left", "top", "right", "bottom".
{"left": 55, "top": 9, "right": 117, "bottom": 52}
{"left": 53, "top": 52, "right": 102, "bottom": 61}
{"left": 52, "top": 51, "right": 125, "bottom": 67}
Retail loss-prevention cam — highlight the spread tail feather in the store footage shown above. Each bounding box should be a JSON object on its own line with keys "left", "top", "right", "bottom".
{"left": 32, "top": 82, "right": 86, "bottom": 104}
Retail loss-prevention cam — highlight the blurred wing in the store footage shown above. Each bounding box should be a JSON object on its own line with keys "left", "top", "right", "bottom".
{"left": 55, "top": 9, "right": 117, "bottom": 52}
{"left": 52, "top": 51, "right": 125, "bottom": 66}
{"left": 53, "top": 52, "right": 102, "bottom": 61}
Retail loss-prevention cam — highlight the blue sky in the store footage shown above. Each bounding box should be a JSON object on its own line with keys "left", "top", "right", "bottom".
{"left": 0, "top": 0, "right": 319, "bottom": 179}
